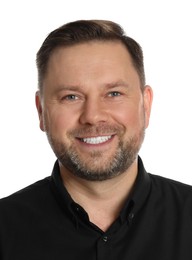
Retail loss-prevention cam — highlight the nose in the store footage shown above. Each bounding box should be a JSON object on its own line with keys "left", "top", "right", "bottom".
{"left": 79, "top": 98, "right": 108, "bottom": 125}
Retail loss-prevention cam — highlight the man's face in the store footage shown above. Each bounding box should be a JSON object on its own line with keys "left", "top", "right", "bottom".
{"left": 36, "top": 41, "right": 152, "bottom": 181}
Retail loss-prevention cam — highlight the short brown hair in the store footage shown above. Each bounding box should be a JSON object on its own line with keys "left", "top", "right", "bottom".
{"left": 36, "top": 20, "right": 146, "bottom": 92}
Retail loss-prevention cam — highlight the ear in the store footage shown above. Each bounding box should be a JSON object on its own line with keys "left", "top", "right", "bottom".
{"left": 35, "top": 91, "right": 45, "bottom": 132}
{"left": 143, "top": 85, "right": 153, "bottom": 129}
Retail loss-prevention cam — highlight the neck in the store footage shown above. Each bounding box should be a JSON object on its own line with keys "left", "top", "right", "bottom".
{"left": 60, "top": 158, "right": 138, "bottom": 231}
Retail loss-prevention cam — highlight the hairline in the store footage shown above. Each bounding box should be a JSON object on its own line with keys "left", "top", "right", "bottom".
{"left": 39, "top": 39, "right": 145, "bottom": 94}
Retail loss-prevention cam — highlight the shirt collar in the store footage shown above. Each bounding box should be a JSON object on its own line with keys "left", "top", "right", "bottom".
{"left": 50, "top": 156, "right": 151, "bottom": 221}
{"left": 131, "top": 156, "right": 151, "bottom": 214}
{"left": 118, "top": 156, "right": 151, "bottom": 223}
{"left": 50, "top": 161, "right": 75, "bottom": 215}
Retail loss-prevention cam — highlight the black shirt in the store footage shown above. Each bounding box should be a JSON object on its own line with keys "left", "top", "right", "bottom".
{"left": 0, "top": 157, "right": 192, "bottom": 260}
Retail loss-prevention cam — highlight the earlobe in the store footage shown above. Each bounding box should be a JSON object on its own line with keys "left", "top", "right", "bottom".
{"left": 35, "top": 91, "right": 45, "bottom": 132}
{"left": 143, "top": 85, "right": 153, "bottom": 129}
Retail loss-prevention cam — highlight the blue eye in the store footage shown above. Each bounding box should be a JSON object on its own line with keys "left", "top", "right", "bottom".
{"left": 63, "top": 95, "right": 78, "bottom": 100}
{"left": 109, "top": 91, "right": 121, "bottom": 97}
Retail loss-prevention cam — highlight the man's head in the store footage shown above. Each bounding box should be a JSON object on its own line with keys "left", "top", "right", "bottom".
{"left": 35, "top": 20, "right": 153, "bottom": 181}
{"left": 36, "top": 20, "right": 146, "bottom": 93}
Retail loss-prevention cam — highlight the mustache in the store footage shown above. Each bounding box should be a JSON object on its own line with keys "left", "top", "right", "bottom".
{"left": 68, "top": 124, "right": 124, "bottom": 137}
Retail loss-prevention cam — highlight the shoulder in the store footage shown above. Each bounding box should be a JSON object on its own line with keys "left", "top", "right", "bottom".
{"left": 0, "top": 177, "right": 52, "bottom": 214}
{"left": 150, "top": 173, "right": 192, "bottom": 192}
{"left": 149, "top": 173, "right": 192, "bottom": 206}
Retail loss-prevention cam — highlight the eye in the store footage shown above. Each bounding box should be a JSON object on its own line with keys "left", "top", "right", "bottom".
{"left": 108, "top": 91, "right": 121, "bottom": 97}
{"left": 61, "top": 94, "right": 78, "bottom": 101}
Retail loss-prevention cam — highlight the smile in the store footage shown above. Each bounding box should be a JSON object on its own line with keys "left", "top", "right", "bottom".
{"left": 80, "top": 135, "right": 112, "bottom": 144}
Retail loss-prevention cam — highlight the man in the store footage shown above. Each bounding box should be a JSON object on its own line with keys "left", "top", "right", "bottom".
{"left": 0, "top": 20, "right": 192, "bottom": 260}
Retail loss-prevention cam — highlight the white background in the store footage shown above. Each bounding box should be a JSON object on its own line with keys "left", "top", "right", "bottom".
{"left": 0, "top": 0, "right": 192, "bottom": 198}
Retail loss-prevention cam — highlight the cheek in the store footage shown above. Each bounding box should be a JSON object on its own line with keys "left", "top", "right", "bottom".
{"left": 44, "top": 107, "right": 79, "bottom": 136}
{"left": 43, "top": 109, "right": 65, "bottom": 133}
{"left": 112, "top": 103, "right": 144, "bottom": 129}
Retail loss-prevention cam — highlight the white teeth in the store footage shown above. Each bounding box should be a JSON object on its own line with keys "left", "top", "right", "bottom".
{"left": 81, "top": 136, "right": 112, "bottom": 144}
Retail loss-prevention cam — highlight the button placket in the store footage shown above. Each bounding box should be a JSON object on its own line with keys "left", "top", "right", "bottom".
{"left": 97, "top": 235, "right": 111, "bottom": 259}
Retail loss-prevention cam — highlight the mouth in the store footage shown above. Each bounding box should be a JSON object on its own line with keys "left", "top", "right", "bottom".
{"left": 78, "top": 135, "right": 113, "bottom": 145}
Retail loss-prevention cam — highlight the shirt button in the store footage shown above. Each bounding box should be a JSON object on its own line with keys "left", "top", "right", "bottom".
{"left": 128, "top": 212, "right": 134, "bottom": 221}
{"left": 102, "top": 236, "right": 108, "bottom": 242}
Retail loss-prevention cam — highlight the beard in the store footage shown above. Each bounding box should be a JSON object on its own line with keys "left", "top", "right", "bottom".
{"left": 46, "top": 123, "right": 145, "bottom": 181}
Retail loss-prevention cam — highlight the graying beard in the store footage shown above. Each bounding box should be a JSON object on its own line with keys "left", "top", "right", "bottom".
{"left": 50, "top": 135, "right": 143, "bottom": 181}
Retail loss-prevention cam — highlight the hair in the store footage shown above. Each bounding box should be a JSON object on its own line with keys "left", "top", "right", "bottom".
{"left": 36, "top": 20, "right": 146, "bottom": 92}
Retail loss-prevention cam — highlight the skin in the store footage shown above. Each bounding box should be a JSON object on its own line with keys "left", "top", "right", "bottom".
{"left": 36, "top": 41, "right": 153, "bottom": 231}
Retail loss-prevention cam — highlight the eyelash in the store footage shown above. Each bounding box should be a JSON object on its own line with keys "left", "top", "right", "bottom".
{"left": 108, "top": 91, "right": 121, "bottom": 97}
{"left": 61, "top": 94, "right": 78, "bottom": 100}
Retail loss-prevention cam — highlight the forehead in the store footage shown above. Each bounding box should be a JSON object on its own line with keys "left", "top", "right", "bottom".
{"left": 49, "top": 41, "right": 133, "bottom": 68}
{"left": 43, "top": 41, "right": 140, "bottom": 89}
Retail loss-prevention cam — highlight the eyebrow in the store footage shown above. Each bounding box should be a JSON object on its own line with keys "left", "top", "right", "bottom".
{"left": 55, "top": 85, "right": 82, "bottom": 92}
{"left": 55, "top": 80, "right": 130, "bottom": 93}
{"left": 105, "top": 80, "right": 130, "bottom": 89}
